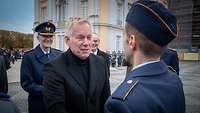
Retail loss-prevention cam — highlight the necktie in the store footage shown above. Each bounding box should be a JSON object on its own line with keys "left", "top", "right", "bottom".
{"left": 46, "top": 53, "right": 49, "bottom": 58}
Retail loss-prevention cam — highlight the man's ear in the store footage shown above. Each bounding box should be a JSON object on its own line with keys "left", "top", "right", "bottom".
{"left": 129, "top": 34, "right": 136, "bottom": 49}
{"left": 64, "top": 36, "right": 70, "bottom": 44}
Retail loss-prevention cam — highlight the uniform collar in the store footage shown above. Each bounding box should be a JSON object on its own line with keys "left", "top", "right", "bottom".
{"left": 40, "top": 45, "right": 50, "bottom": 55}
{"left": 35, "top": 45, "right": 50, "bottom": 58}
{"left": 131, "top": 60, "right": 160, "bottom": 71}
{"left": 127, "top": 60, "right": 168, "bottom": 78}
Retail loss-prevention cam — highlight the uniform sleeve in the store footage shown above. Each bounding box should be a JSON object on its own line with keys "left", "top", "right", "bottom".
{"left": 43, "top": 63, "right": 68, "bottom": 113}
{"left": 104, "top": 99, "right": 131, "bottom": 113}
{"left": 20, "top": 54, "right": 43, "bottom": 97}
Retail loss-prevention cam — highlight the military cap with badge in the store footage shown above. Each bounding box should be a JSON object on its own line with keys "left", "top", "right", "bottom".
{"left": 34, "top": 21, "right": 56, "bottom": 37}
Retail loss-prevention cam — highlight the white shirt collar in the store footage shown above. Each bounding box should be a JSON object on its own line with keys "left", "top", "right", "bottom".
{"left": 92, "top": 49, "right": 98, "bottom": 55}
{"left": 131, "top": 60, "right": 160, "bottom": 71}
{"left": 40, "top": 46, "right": 50, "bottom": 55}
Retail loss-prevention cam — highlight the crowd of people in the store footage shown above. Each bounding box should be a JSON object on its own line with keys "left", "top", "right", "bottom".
{"left": 0, "top": 48, "right": 24, "bottom": 66}
{"left": 1, "top": 1, "right": 185, "bottom": 113}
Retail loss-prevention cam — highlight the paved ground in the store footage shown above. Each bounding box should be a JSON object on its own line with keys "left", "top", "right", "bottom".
{"left": 7, "top": 60, "right": 200, "bottom": 113}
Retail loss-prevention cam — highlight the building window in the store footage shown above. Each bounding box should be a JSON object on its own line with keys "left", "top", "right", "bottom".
{"left": 56, "top": 0, "right": 66, "bottom": 22}
{"left": 81, "top": 0, "right": 88, "bottom": 19}
{"left": 93, "top": 0, "right": 99, "bottom": 15}
{"left": 41, "top": 7, "right": 47, "bottom": 22}
{"left": 116, "top": 35, "right": 121, "bottom": 51}
{"left": 59, "top": 3, "right": 65, "bottom": 22}
{"left": 62, "top": 0, "right": 66, "bottom": 21}
{"left": 117, "top": 3, "right": 123, "bottom": 26}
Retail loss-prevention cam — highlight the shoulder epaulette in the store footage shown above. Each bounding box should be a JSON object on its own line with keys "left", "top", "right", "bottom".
{"left": 24, "top": 49, "right": 34, "bottom": 53}
{"left": 168, "top": 48, "right": 176, "bottom": 52}
{"left": 168, "top": 66, "right": 177, "bottom": 73}
{"left": 112, "top": 79, "right": 139, "bottom": 101}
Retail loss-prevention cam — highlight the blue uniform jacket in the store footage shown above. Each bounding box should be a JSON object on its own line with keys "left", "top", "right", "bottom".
{"left": 105, "top": 61, "right": 185, "bottom": 113}
{"left": 161, "top": 48, "right": 179, "bottom": 74}
{"left": 20, "top": 45, "right": 61, "bottom": 101}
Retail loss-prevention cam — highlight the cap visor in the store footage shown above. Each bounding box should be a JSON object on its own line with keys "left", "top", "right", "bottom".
{"left": 39, "top": 33, "right": 55, "bottom": 36}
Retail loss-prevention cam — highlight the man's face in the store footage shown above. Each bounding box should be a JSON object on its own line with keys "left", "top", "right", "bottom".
{"left": 91, "top": 34, "right": 100, "bottom": 51}
{"left": 123, "top": 30, "right": 133, "bottom": 64}
{"left": 68, "top": 23, "right": 92, "bottom": 60}
{"left": 38, "top": 34, "right": 54, "bottom": 48}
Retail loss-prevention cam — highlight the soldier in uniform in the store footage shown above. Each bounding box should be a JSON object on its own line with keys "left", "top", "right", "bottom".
{"left": 104, "top": 0, "right": 185, "bottom": 113}
{"left": 161, "top": 48, "right": 179, "bottom": 74}
{"left": 20, "top": 21, "right": 61, "bottom": 113}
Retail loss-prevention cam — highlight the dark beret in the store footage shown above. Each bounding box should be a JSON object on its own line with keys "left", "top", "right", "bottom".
{"left": 126, "top": 0, "right": 177, "bottom": 46}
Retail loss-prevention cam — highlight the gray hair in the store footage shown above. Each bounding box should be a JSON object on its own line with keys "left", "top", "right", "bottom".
{"left": 65, "top": 18, "right": 91, "bottom": 37}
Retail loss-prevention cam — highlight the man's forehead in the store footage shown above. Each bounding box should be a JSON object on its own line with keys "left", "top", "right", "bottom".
{"left": 74, "top": 32, "right": 92, "bottom": 36}
{"left": 72, "top": 22, "right": 91, "bottom": 29}
{"left": 72, "top": 27, "right": 92, "bottom": 36}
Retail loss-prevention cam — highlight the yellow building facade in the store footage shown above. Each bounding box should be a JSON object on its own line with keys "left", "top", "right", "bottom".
{"left": 34, "top": 0, "right": 135, "bottom": 52}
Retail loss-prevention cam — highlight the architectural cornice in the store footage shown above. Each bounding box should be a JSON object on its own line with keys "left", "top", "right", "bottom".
{"left": 94, "top": 23, "right": 123, "bottom": 30}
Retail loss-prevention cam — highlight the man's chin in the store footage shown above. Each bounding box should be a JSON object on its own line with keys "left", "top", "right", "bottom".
{"left": 44, "top": 44, "right": 52, "bottom": 48}
{"left": 80, "top": 54, "right": 90, "bottom": 60}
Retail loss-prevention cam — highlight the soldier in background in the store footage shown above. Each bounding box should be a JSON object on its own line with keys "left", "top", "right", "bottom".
{"left": 20, "top": 21, "right": 61, "bottom": 113}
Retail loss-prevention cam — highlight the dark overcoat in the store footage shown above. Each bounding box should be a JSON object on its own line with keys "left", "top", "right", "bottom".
{"left": 43, "top": 49, "right": 111, "bottom": 113}
{"left": 20, "top": 45, "right": 61, "bottom": 113}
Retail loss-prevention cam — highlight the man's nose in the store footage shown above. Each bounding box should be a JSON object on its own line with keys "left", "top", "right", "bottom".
{"left": 83, "top": 38, "right": 91, "bottom": 45}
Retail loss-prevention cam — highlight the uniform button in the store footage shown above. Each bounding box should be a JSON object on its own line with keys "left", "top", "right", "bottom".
{"left": 127, "top": 80, "right": 133, "bottom": 84}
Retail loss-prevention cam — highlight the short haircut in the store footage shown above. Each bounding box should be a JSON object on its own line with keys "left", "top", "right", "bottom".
{"left": 65, "top": 18, "right": 91, "bottom": 37}
{"left": 125, "top": 22, "right": 165, "bottom": 57}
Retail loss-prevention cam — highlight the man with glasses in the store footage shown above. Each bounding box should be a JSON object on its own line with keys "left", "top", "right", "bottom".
{"left": 20, "top": 21, "right": 61, "bottom": 113}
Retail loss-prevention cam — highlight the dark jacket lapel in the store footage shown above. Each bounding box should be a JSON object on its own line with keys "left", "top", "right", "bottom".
{"left": 34, "top": 45, "right": 49, "bottom": 64}
{"left": 88, "top": 54, "right": 98, "bottom": 97}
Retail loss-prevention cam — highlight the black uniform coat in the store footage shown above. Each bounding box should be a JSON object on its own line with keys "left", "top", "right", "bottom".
{"left": 20, "top": 45, "right": 61, "bottom": 113}
{"left": 97, "top": 48, "right": 110, "bottom": 68}
{"left": 43, "top": 49, "right": 111, "bottom": 113}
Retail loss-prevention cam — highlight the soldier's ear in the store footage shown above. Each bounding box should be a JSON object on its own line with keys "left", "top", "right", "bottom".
{"left": 129, "top": 34, "right": 136, "bottom": 49}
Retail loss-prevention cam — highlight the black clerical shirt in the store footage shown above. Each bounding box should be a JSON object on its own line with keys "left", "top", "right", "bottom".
{"left": 70, "top": 50, "right": 90, "bottom": 94}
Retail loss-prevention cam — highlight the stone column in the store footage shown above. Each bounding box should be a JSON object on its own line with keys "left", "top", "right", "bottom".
{"left": 123, "top": 0, "right": 128, "bottom": 26}
{"left": 48, "top": 0, "right": 52, "bottom": 21}
{"left": 52, "top": 0, "right": 56, "bottom": 22}
{"left": 34, "top": 0, "right": 39, "bottom": 23}
{"left": 56, "top": 1, "right": 60, "bottom": 23}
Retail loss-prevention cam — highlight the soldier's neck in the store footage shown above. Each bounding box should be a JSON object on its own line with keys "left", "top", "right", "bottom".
{"left": 40, "top": 45, "right": 50, "bottom": 53}
{"left": 133, "top": 52, "right": 160, "bottom": 67}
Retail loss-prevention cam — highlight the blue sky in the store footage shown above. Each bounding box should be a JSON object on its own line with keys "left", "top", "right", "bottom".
{"left": 0, "top": 0, "right": 34, "bottom": 34}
